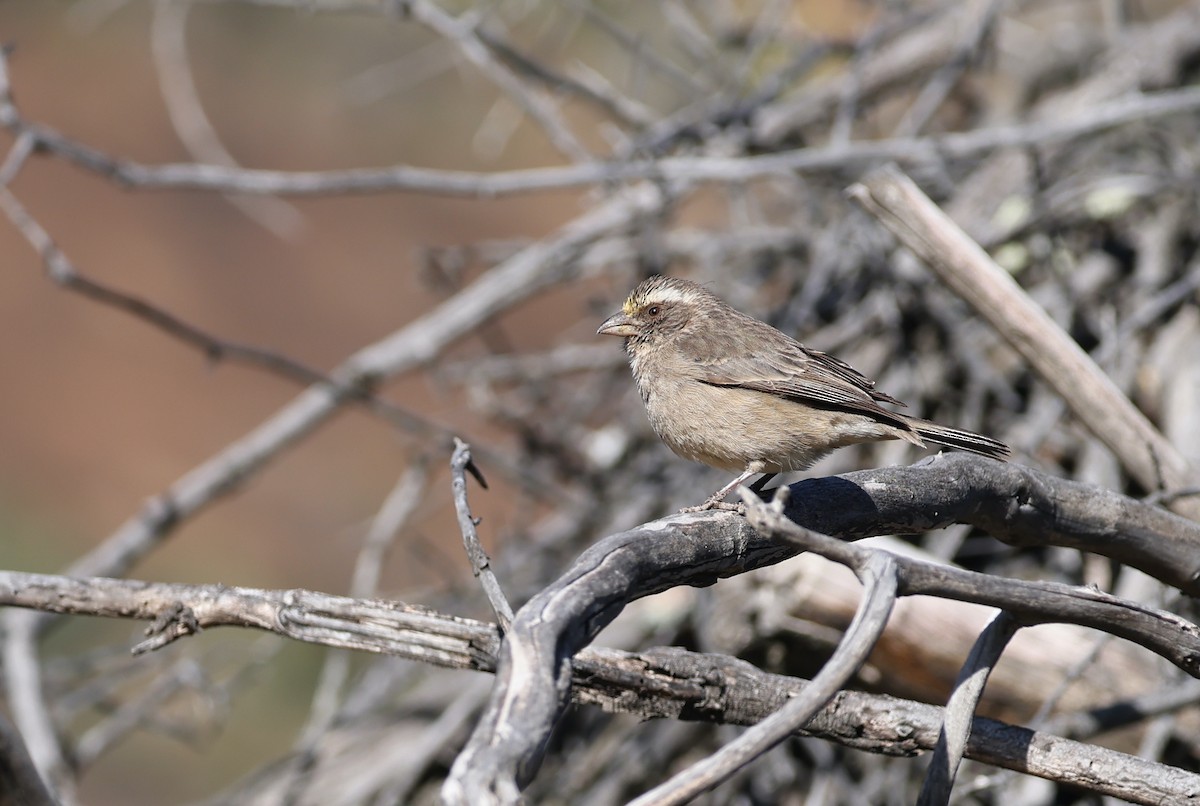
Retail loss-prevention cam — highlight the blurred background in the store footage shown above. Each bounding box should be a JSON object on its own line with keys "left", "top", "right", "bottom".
{"left": 1, "top": 1, "right": 1199, "bottom": 804}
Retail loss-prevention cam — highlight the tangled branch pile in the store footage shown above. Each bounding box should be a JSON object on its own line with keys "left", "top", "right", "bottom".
{"left": 2, "top": 1, "right": 1200, "bottom": 805}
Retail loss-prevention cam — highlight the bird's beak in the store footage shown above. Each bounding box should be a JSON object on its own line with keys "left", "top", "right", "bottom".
{"left": 597, "top": 312, "right": 639, "bottom": 338}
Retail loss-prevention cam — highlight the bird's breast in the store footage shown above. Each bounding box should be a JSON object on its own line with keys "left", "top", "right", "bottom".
{"left": 636, "top": 368, "right": 756, "bottom": 472}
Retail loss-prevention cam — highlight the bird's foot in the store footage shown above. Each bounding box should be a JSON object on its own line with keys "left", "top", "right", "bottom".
{"left": 678, "top": 498, "right": 745, "bottom": 514}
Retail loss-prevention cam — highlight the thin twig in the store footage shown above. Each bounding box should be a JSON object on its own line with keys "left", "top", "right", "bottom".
{"left": 0, "top": 127, "right": 34, "bottom": 186}
{"left": 404, "top": 0, "right": 592, "bottom": 163}
{"left": 0, "top": 185, "right": 332, "bottom": 386}
{"left": 452, "top": 439, "right": 514, "bottom": 631}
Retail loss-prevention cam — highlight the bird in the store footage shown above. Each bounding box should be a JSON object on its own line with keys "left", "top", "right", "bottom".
{"left": 597, "top": 275, "right": 1010, "bottom": 511}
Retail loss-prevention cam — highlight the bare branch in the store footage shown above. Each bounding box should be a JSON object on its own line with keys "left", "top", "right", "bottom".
{"left": 4, "top": 27, "right": 1200, "bottom": 201}
{"left": 79, "top": 86, "right": 1200, "bottom": 194}
{"left": 0, "top": 572, "right": 500, "bottom": 666}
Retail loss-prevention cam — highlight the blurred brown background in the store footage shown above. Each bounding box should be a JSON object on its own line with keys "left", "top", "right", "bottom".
{"left": 1, "top": 3, "right": 625, "bottom": 581}
{"left": 0, "top": 3, "right": 597, "bottom": 801}
{"left": 0, "top": 3, "right": 870, "bottom": 802}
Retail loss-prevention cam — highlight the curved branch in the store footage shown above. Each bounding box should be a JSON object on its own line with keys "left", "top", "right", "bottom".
{"left": 918, "top": 611, "right": 1021, "bottom": 805}
{"left": 442, "top": 512, "right": 785, "bottom": 805}
{"left": 753, "top": 479, "right": 1200, "bottom": 673}
{"left": 629, "top": 551, "right": 899, "bottom": 806}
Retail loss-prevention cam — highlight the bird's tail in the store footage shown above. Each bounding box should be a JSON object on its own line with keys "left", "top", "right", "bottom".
{"left": 909, "top": 419, "right": 1010, "bottom": 460}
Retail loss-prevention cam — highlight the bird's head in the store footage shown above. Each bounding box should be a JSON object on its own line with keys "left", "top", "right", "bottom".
{"left": 597, "top": 275, "right": 716, "bottom": 348}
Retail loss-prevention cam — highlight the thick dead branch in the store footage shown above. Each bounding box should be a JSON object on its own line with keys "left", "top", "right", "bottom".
{"left": 782, "top": 453, "right": 1200, "bottom": 594}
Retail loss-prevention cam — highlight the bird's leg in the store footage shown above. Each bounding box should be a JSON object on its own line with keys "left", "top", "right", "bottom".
{"left": 680, "top": 462, "right": 766, "bottom": 513}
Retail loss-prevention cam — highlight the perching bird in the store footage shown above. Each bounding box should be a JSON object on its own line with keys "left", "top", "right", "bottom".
{"left": 598, "top": 275, "right": 1009, "bottom": 510}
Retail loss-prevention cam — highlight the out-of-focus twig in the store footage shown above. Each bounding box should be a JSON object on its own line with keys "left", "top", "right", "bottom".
{"left": 291, "top": 459, "right": 432, "bottom": 763}
{"left": 150, "top": 0, "right": 303, "bottom": 238}
{"left": 0, "top": 711, "right": 56, "bottom": 806}
{"left": 404, "top": 0, "right": 592, "bottom": 163}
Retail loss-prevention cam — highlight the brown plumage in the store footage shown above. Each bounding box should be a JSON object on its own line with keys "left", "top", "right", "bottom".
{"left": 598, "top": 275, "right": 1009, "bottom": 510}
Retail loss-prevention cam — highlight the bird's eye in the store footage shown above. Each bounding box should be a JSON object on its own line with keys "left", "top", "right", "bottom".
{"left": 647, "top": 305, "right": 661, "bottom": 316}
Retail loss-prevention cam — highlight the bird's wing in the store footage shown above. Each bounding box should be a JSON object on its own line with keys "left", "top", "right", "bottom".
{"left": 699, "top": 338, "right": 909, "bottom": 417}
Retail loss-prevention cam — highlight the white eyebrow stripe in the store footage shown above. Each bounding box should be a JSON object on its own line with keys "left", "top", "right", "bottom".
{"left": 645, "top": 286, "right": 692, "bottom": 304}
{"left": 630, "top": 284, "right": 696, "bottom": 310}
